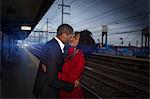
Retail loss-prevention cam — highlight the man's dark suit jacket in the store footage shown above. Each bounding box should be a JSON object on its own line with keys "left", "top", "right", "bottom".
{"left": 33, "top": 38, "right": 74, "bottom": 98}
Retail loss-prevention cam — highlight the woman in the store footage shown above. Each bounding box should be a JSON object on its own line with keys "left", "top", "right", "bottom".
{"left": 58, "top": 30, "right": 95, "bottom": 98}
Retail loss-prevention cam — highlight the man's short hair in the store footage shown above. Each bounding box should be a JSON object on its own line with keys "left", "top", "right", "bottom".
{"left": 57, "top": 24, "right": 73, "bottom": 36}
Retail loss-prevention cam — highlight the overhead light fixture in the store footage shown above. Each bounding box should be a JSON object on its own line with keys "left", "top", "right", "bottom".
{"left": 21, "top": 25, "right": 31, "bottom": 31}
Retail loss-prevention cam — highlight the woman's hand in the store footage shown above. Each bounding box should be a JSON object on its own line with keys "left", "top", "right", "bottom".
{"left": 41, "top": 64, "right": 47, "bottom": 72}
{"left": 74, "top": 79, "right": 80, "bottom": 88}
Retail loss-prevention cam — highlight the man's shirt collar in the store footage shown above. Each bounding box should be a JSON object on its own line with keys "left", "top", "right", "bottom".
{"left": 54, "top": 37, "right": 65, "bottom": 53}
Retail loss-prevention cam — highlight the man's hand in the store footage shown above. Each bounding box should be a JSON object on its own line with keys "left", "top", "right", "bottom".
{"left": 74, "top": 79, "right": 80, "bottom": 88}
{"left": 41, "top": 64, "right": 46, "bottom": 72}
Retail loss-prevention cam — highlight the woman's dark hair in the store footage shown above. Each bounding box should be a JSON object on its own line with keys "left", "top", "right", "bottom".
{"left": 76, "top": 30, "right": 95, "bottom": 57}
{"left": 78, "top": 30, "right": 95, "bottom": 46}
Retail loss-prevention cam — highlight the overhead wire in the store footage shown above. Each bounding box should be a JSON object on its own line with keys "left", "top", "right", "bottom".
{"left": 72, "top": 0, "right": 139, "bottom": 27}
{"left": 77, "top": 11, "right": 149, "bottom": 31}
{"left": 75, "top": 11, "right": 149, "bottom": 32}
{"left": 67, "top": 0, "right": 106, "bottom": 21}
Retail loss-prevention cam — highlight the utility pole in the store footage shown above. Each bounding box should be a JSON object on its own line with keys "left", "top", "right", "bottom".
{"left": 59, "top": 0, "right": 70, "bottom": 24}
{"left": 46, "top": 18, "right": 48, "bottom": 43}
{"left": 61, "top": 0, "right": 64, "bottom": 24}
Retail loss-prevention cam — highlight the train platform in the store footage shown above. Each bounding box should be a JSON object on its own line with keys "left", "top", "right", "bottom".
{"left": 1, "top": 46, "right": 149, "bottom": 98}
{"left": 1, "top": 48, "right": 39, "bottom": 98}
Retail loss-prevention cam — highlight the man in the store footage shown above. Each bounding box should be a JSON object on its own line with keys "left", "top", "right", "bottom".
{"left": 33, "top": 24, "right": 79, "bottom": 98}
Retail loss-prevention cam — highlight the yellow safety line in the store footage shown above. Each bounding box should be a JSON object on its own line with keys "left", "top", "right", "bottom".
{"left": 25, "top": 48, "right": 39, "bottom": 68}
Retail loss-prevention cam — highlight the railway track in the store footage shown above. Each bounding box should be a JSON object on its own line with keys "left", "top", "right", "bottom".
{"left": 81, "top": 53, "right": 149, "bottom": 98}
